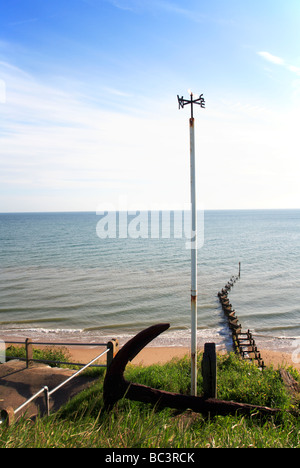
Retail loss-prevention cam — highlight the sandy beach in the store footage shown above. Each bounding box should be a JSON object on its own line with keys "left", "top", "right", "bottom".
{"left": 64, "top": 344, "right": 300, "bottom": 371}
{"left": 3, "top": 334, "right": 299, "bottom": 371}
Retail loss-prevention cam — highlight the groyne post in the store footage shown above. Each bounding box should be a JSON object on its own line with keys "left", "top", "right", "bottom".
{"left": 218, "top": 269, "right": 265, "bottom": 369}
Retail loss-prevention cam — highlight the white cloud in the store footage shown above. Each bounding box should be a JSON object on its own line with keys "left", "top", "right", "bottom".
{"left": 258, "top": 51, "right": 300, "bottom": 78}
{"left": 103, "top": 87, "right": 132, "bottom": 97}
{"left": 105, "top": 0, "right": 206, "bottom": 22}
{"left": 0, "top": 79, "right": 5, "bottom": 103}
{"left": 258, "top": 51, "right": 285, "bottom": 65}
{"left": 1, "top": 58, "right": 300, "bottom": 211}
{"left": 8, "top": 18, "right": 39, "bottom": 27}
{"left": 0, "top": 60, "right": 192, "bottom": 211}
{"left": 287, "top": 65, "right": 300, "bottom": 76}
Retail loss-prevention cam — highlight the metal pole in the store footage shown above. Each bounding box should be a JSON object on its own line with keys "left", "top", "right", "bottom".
{"left": 177, "top": 91, "right": 205, "bottom": 397}
{"left": 190, "top": 114, "right": 197, "bottom": 396}
{"left": 49, "top": 348, "right": 109, "bottom": 396}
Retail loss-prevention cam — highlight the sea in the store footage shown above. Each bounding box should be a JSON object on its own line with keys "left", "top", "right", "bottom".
{"left": 0, "top": 210, "right": 299, "bottom": 354}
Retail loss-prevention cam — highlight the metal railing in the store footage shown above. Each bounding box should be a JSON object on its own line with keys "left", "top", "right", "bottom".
{"left": 3, "top": 338, "right": 118, "bottom": 368}
{"left": 0, "top": 338, "right": 119, "bottom": 425}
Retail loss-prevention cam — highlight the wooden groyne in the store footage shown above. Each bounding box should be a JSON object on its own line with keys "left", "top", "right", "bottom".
{"left": 218, "top": 270, "right": 265, "bottom": 369}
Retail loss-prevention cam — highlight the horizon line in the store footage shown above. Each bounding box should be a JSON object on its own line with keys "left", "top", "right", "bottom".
{"left": 1, "top": 207, "right": 300, "bottom": 215}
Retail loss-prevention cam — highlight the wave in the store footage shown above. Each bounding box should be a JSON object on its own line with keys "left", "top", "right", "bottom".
{"left": 0, "top": 324, "right": 296, "bottom": 354}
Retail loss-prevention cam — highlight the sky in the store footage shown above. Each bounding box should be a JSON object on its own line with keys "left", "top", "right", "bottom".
{"left": 1, "top": 0, "right": 300, "bottom": 212}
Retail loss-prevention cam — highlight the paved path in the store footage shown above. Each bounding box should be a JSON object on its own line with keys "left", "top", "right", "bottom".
{"left": 0, "top": 360, "right": 97, "bottom": 421}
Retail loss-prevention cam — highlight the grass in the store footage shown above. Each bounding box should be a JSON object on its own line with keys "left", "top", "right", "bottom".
{"left": 0, "top": 350, "right": 299, "bottom": 448}
{"left": 5, "top": 344, "right": 72, "bottom": 368}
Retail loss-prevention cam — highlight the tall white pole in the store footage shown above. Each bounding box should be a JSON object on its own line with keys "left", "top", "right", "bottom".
{"left": 190, "top": 114, "right": 197, "bottom": 396}
{"left": 177, "top": 91, "right": 205, "bottom": 397}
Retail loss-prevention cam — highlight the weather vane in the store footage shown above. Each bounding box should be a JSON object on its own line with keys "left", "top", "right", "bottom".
{"left": 177, "top": 91, "right": 205, "bottom": 119}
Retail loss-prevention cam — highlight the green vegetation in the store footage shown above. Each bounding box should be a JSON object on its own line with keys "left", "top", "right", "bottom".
{"left": 0, "top": 350, "right": 299, "bottom": 448}
{"left": 5, "top": 344, "right": 71, "bottom": 368}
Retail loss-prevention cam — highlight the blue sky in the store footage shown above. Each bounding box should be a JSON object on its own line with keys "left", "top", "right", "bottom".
{"left": 1, "top": 0, "right": 300, "bottom": 211}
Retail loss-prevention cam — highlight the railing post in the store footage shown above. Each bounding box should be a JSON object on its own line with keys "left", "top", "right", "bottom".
{"left": 44, "top": 386, "right": 50, "bottom": 416}
{"left": 106, "top": 339, "right": 119, "bottom": 369}
{"left": 0, "top": 407, "right": 15, "bottom": 427}
{"left": 25, "top": 338, "right": 33, "bottom": 368}
{"left": 0, "top": 339, "right": 5, "bottom": 363}
{"left": 201, "top": 343, "right": 217, "bottom": 399}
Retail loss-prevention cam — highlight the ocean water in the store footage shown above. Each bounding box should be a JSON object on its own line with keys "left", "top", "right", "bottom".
{"left": 0, "top": 210, "right": 299, "bottom": 353}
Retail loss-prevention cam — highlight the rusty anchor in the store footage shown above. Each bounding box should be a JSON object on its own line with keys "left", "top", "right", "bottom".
{"left": 103, "top": 323, "right": 280, "bottom": 416}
